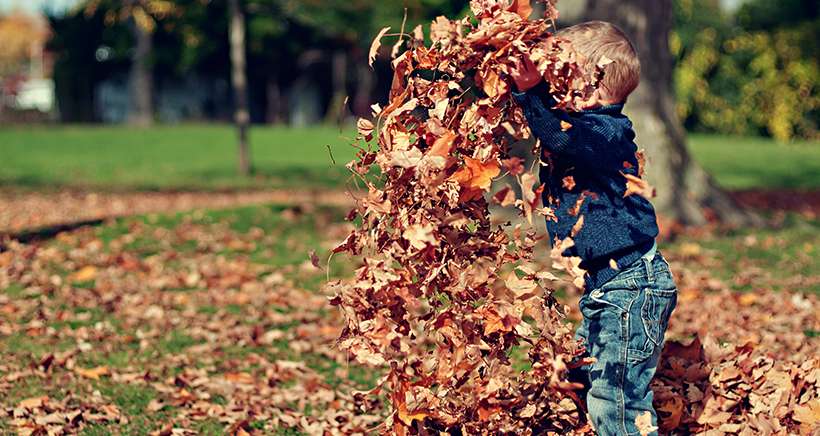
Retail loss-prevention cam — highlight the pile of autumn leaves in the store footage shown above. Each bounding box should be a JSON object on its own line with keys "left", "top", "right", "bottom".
{"left": 328, "top": 1, "right": 593, "bottom": 433}
{"left": 328, "top": 1, "right": 819, "bottom": 435}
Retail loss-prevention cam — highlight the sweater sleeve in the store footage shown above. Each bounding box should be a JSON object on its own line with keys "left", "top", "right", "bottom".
{"left": 512, "top": 85, "right": 630, "bottom": 166}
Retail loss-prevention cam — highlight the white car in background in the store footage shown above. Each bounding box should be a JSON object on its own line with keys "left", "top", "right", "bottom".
{"left": 13, "top": 78, "right": 54, "bottom": 112}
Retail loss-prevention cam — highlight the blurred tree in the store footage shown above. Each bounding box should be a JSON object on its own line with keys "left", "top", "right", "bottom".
{"left": 0, "top": 13, "right": 49, "bottom": 79}
{"left": 584, "top": 0, "right": 758, "bottom": 226}
{"left": 84, "top": 0, "right": 178, "bottom": 126}
{"left": 241, "top": 0, "right": 468, "bottom": 122}
{"left": 673, "top": 0, "right": 818, "bottom": 141}
{"left": 229, "top": 0, "right": 251, "bottom": 175}
{"left": 48, "top": 7, "right": 121, "bottom": 122}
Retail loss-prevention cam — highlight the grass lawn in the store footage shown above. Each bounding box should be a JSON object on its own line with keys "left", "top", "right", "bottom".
{"left": 0, "top": 125, "right": 817, "bottom": 191}
{"left": 687, "top": 133, "right": 820, "bottom": 190}
{"left": 0, "top": 124, "right": 358, "bottom": 191}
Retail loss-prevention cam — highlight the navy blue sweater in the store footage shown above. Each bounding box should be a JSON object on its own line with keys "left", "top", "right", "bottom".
{"left": 513, "top": 84, "right": 659, "bottom": 290}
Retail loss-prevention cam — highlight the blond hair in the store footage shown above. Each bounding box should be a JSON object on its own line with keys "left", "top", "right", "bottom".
{"left": 557, "top": 21, "right": 641, "bottom": 103}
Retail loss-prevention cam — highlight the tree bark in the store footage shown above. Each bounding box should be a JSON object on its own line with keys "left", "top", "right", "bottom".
{"left": 229, "top": 0, "right": 251, "bottom": 176}
{"left": 128, "top": 13, "right": 153, "bottom": 126}
{"left": 266, "top": 76, "right": 282, "bottom": 124}
{"left": 584, "top": 0, "right": 759, "bottom": 226}
{"left": 325, "top": 50, "right": 348, "bottom": 124}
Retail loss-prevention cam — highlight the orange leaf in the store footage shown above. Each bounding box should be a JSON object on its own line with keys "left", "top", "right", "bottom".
{"left": 428, "top": 131, "right": 457, "bottom": 157}
{"left": 450, "top": 157, "right": 500, "bottom": 199}
{"left": 76, "top": 366, "right": 110, "bottom": 380}
{"left": 570, "top": 215, "right": 584, "bottom": 237}
{"left": 69, "top": 265, "right": 97, "bottom": 282}
{"left": 622, "top": 173, "right": 656, "bottom": 199}
{"left": 481, "top": 68, "right": 508, "bottom": 99}
{"left": 224, "top": 372, "right": 255, "bottom": 384}
{"left": 507, "top": 0, "right": 533, "bottom": 19}
{"left": 397, "top": 402, "right": 428, "bottom": 425}
{"left": 562, "top": 175, "right": 575, "bottom": 190}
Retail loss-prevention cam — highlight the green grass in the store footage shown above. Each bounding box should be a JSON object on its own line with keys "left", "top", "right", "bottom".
{"left": 687, "top": 134, "right": 820, "bottom": 190}
{"left": 0, "top": 124, "right": 358, "bottom": 191}
{"left": 668, "top": 213, "right": 820, "bottom": 293}
{"left": 1, "top": 125, "right": 816, "bottom": 192}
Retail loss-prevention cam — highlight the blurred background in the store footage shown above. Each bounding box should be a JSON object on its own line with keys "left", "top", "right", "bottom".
{"left": 0, "top": 0, "right": 817, "bottom": 239}
{"left": 1, "top": 0, "right": 816, "bottom": 133}
{"left": 0, "top": 2, "right": 818, "bottom": 433}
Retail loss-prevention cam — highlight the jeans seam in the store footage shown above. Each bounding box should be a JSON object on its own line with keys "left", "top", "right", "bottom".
{"left": 619, "top": 293, "right": 638, "bottom": 434}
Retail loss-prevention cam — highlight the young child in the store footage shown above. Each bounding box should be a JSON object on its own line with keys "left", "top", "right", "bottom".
{"left": 510, "top": 21, "right": 678, "bottom": 435}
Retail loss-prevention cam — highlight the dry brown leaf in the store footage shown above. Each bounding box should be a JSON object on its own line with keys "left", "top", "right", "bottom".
{"left": 623, "top": 172, "right": 656, "bottom": 199}
{"left": 369, "top": 26, "right": 391, "bottom": 67}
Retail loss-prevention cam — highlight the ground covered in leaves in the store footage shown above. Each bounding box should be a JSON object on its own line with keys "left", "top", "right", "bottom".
{"left": 1, "top": 203, "right": 818, "bottom": 434}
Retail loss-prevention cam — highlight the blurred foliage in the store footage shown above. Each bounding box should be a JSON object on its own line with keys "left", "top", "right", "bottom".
{"left": 0, "top": 13, "right": 50, "bottom": 77}
{"left": 45, "top": 0, "right": 817, "bottom": 138}
{"left": 49, "top": 0, "right": 467, "bottom": 121}
{"left": 672, "top": 0, "right": 819, "bottom": 141}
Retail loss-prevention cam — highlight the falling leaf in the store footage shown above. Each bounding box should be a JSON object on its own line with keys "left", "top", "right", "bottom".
{"left": 403, "top": 223, "right": 437, "bottom": 250}
{"left": 389, "top": 148, "right": 424, "bottom": 168}
{"left": 493, "top": 186, "right": 516, "bottom": 207}
{"left": 481, "top": 68, "right": 509, "bottom": 99}
{"left": 505, "top": 272, "right": 538, "bottom": 299}
{"left": 357, "top": 118, "right": 374, "bottom": 141}
{"left": 507, "top": 0, "right": 533, "bottom": 19}
{"left": 570, "top": 215, "right": 584, "bottom": 237}
{"left": 502, "top": 157, "right": 526, "bottom": 176}
{"left": 369, "top": 26, "right": 391, "bottom": 68}
{"left": 623, "top": 172, "right": 656, "bottom": 199}
{"left": 609, "top": 259, "right": 619, "bottom": 270}
{"left": 450, "top": 157, "right": 500, "bottom": 200}
{"left": 562, "top": 175, "right": 575, "bottom": 190}
{"left": 560, "top": 120, "right": 573, "bottom": 131}
{"left": 428, "top": 131, "right": 456, "bottom": 157}
{"left": 309, "top": 250, "right": 322, "bottom": 269}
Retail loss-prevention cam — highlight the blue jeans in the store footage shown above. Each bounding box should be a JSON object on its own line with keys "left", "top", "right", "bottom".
{"left": 574, "top": 250, "right": 677, "bottom": 435}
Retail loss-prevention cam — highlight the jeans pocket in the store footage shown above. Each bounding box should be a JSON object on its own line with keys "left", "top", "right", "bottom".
{"left": 641, "top": 287, "right": 677, "bottom": 347}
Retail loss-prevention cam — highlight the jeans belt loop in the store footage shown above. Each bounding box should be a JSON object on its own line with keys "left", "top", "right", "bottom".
{"left": 642, "top": 241, "right": 657, "bottom": 283}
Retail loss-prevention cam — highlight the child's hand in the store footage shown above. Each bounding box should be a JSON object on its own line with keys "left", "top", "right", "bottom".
{"left": 510, "top": 56, "right": 543, "bottom": 92}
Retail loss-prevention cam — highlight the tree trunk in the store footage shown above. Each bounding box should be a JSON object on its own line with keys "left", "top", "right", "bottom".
{"left": 325, "top": 50, "right": 348, "bottom": 124}
{"left": 128, "top": 15, "right": 153, "bottom": 126}
{"left": 266, "top": 76, "right": 282, "bottom": 124}
{"left": 584, "top": 0, "right": 759, "bottom": 226}
{"left": 229, "top": 0, "right": 251, "bottom": 176}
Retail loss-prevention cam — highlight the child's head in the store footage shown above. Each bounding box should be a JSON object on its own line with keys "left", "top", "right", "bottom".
{"left": 556, "top": 21, "right": 641, "bottom": 105}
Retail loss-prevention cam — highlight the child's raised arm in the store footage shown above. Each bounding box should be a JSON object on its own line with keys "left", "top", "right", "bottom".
{"left": 512, "top": 85, "right": 635, "bottom": 167}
